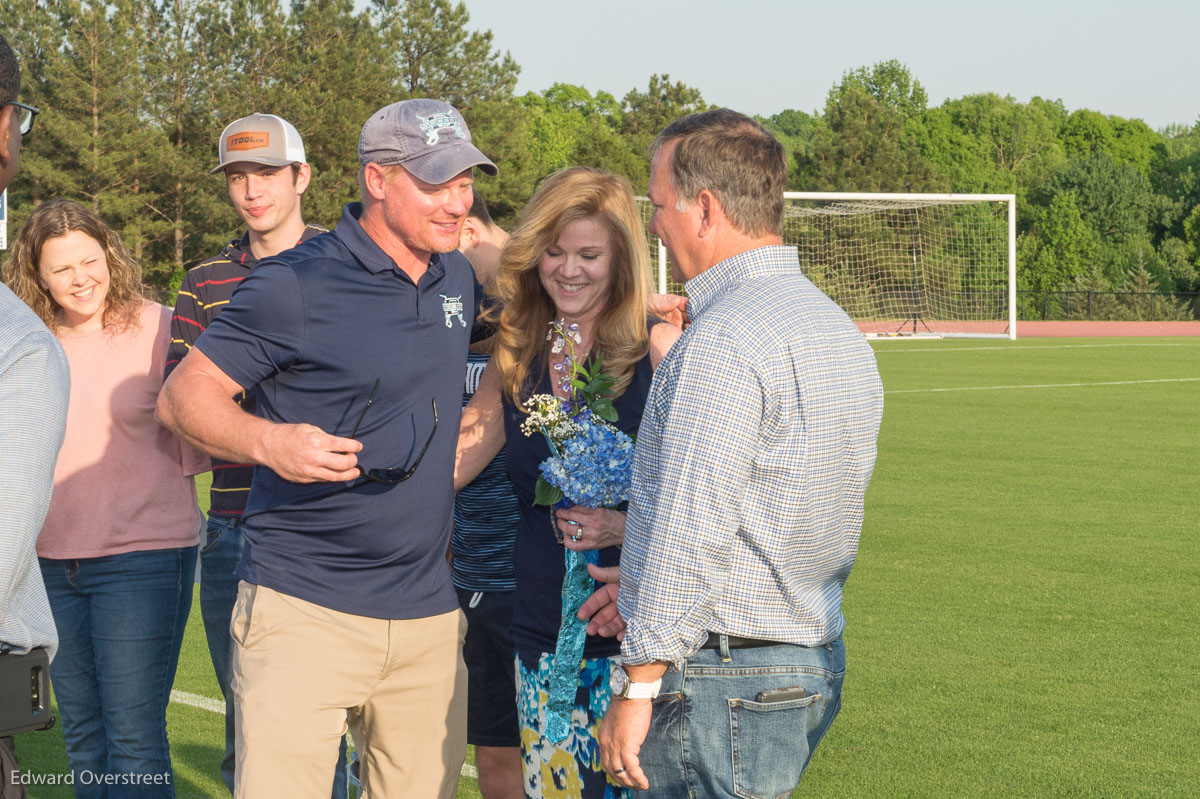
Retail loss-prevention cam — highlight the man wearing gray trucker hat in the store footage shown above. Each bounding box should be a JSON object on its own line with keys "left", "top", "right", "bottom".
{"left": 167, "top": 112, "right": 346, "bottom": 797}
{"left": 158, "top": 98, "right": 496, "bottom": 798}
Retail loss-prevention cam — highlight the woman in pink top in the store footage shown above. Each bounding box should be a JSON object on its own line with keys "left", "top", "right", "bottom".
{"left": 2, "top": 200, "right": 204, "bottom": 796}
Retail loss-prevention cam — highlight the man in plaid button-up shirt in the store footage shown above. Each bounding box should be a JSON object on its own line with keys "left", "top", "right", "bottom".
{"left": 1, "top": 33, "right": 70, "bottom": 798}
{"left": 598, "top": 109, "right": 884, "bottom": 798}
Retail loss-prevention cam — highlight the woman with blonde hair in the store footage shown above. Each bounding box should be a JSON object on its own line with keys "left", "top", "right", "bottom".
{"left": 2, "top": 199, "right": 205, "bottom": 796}
{"left": 456, "top": 167, "right": 679, "bottom": 798}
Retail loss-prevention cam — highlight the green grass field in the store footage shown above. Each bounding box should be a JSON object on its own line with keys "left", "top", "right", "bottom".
{"left": 14, "top": 337, "right": 1200, "bottom": 797}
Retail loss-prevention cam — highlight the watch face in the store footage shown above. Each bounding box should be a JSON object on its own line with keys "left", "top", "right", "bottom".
{"left": 610, "top": 664, "right": 629, "bottom": 696}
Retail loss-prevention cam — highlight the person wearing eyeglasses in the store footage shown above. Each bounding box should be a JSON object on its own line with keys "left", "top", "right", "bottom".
{"left": 164, "top": 113, "right": 346, "bottom": 798}
{"left": 0, "top": 41, "right": 35, "bottom": 195}
{"left": 0, "top": 33, "right": 63, "bottom": 799}
{"left": 157, "top": 98, "right": 497, "bottom": 799}
{"left": 2, "top": 199, "right": 208, "bottom": 797}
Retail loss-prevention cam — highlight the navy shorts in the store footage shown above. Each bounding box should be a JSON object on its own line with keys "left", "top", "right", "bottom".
{"left": 455, "top": 588, "right": 520, "bottom": 747}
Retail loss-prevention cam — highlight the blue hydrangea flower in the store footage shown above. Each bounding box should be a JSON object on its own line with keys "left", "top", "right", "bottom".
{"left": 538, "top": 418, "right": 633, "bottom": 507}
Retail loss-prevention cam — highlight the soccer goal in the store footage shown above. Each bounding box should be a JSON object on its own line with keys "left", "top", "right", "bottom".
{"left": 638, "top": 192, "right": 1017, "bottom": 339}
{"left": 785, "top": 193, "right": 1015, "bottom": 338}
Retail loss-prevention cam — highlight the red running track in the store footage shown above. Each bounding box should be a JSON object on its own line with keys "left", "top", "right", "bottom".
{"left": 857, "top": 320, "right": 1200, "bottom": 337}
{"left": 1017, "top": 321, "right": 1200, "bottom": 337}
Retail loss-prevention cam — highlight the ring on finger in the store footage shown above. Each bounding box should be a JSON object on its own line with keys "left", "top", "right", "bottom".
{"left": 612, "top": 767, "right": 626, "bottom": 774}
{"left": 565, "top": 519, "right": 583, "bottom": 542}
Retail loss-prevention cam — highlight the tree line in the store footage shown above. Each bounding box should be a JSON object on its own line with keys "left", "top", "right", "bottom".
{"left": 784, "top": 60, "right": 1200, "bottom": 317}
{"left": 2, "top": 0, "right": 1198, "bottom": 307}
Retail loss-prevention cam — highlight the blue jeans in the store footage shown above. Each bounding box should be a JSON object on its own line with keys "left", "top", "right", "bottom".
{"left": 637, "top": 637, "right": 846, "bottom": 799}
{"left": 40, "top": 546, "right": 197, "bottom": 798}
{"left": 198, "top": 516, "right": 347, "bottom": 798}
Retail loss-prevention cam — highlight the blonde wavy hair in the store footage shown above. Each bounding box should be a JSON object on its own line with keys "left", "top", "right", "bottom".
{"left": 1, "top": 199, "right": 145, "bottom": 334}
{"left": 487, "top": 167, "right": 651, "bottom": 404}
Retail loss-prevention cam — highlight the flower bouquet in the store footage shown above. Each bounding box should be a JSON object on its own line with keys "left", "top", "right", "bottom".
{"left": 520, "top": 319, "right": 633, "bottom": 741}
{"left": 520, "top": 322, "right": 633, "bottom": 512}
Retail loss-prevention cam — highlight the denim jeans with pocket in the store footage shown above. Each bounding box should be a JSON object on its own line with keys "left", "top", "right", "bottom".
{"left": 199, "top": 515, "right": 347, "bottom": 797}
{"left": 637, "top": 637, "right": 846, "bottom": 799}
{"left": 39, "top": 546, "right": 197, "bottom": 798}
{"left": 198, "top": 515, "right": 243, "bottom": 794}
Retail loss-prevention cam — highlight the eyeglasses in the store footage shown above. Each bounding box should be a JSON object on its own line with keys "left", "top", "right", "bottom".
{"left": 348, "top": 378, "right": 438, "bottom": 485}
{"left": 4, "top": 102, "right": 40, "bottom": 137}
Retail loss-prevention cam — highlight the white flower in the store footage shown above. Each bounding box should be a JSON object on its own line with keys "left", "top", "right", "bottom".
{"left": 520, "top": 394, "right": 575, "bottom": 441}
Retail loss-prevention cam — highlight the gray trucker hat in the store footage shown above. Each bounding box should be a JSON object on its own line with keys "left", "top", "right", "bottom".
{"left": 211, "top": 113, "right": 306, "bottom": 175}
{"left": 358, "top": 99, "right": 498, "bottom": 184}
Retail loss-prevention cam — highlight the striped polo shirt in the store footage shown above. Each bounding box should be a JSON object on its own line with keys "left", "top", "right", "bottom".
{"left": 450, "top": 350, "right": 519, "bottom": 591}
{"left": 167, "top": 224, "right": 325, "bottom": 518}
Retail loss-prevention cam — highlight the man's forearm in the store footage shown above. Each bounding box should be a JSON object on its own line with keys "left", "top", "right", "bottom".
{"left": 157, "top": 369, "right": 271, "bottom": 465}
{"left": 158, "top": 351, "right": 362, "bottom": 484}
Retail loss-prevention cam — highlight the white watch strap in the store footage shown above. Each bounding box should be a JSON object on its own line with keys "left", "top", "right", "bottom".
{"left": 623, "top": 677, "right": 662, "bottom": 699}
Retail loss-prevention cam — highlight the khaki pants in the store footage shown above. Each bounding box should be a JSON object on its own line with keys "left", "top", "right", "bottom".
{"left": 230, "top": 582, "right": 467, "bottom": 798}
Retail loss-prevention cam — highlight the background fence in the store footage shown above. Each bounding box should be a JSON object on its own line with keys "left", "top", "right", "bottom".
{"left": 1018, "top": 290, "right": 1199, "bottom": 321}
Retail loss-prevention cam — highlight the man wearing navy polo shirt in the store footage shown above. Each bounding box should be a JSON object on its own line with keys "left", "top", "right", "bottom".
{"left": 157, "top": 98, "right": 497, "bottom": 799}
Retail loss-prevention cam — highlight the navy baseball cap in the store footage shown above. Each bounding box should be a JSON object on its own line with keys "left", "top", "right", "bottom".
{"left": 358, "top": 99, "right": 498, "bottom": 184}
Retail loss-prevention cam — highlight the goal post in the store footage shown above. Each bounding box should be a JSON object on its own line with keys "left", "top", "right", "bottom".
{"left": 637, "top": 192, "right": 1017, "bottom": 340}
{"left": 784, "top": 192, "right": 1016, "bottom": 339}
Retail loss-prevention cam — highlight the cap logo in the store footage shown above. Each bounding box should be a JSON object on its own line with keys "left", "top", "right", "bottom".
{"left": 227, "top": 131, "right": 270, "bottom": 151}
{"left": 418, "top": 112, "right": 466, "bottom": 147}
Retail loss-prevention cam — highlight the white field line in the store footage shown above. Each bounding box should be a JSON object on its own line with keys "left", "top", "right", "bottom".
{"left": 886, "top": 377, "right": 1200, "bottom": 395}
{"left": 874, "top": 342, "right": 1200, "bottom": 354}
{"left": 170, "top": 690, "right": 225, "bottom": 714}
{"left": 168, "top": 690, "right": 479, "bottom": 780}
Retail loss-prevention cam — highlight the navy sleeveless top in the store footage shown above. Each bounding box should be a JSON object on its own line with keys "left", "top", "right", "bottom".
{"left": 502, "top": 349, "right": 655, "bottom": 658}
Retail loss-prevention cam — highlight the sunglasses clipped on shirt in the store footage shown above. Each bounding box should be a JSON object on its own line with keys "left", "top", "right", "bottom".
{"left": 3, "top": 102, "right": 39, "bottom": 137}
{"left": 347, "top": 378, "right": 438, "bottom": 485}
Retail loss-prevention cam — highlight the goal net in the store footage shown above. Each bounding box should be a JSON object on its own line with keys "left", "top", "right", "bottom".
{"left": 638, "top": 192, "right": 1016, "bottom": 339}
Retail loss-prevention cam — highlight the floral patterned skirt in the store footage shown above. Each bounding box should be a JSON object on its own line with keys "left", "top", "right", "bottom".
{"left": 516, "top": 651, "right": 631, "bottom": 799}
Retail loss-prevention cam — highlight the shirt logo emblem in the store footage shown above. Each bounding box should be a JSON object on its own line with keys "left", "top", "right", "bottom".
{"left": 441, "top": 294, "right": 466, "bottom": 328}
{"left": 418, "top": 112, "right": 467, "bottom": 147}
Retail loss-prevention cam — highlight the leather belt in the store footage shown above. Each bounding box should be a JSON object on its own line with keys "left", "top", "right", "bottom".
{"left": 699, "top": 633, "right": 784, "bottom": 650}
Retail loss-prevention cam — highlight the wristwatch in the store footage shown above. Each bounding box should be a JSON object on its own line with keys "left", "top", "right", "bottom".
{"left": 609, "top": 662, "right": 662, "bottom": 700}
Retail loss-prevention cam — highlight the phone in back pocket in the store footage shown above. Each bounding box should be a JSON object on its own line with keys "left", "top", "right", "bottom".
{"left": 755, "top": 685, "right": 812, "bottom": 704}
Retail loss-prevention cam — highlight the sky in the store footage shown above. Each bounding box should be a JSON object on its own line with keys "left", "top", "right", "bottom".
{"left": 465, "top": 0, "right": 1198, "bottom": 131}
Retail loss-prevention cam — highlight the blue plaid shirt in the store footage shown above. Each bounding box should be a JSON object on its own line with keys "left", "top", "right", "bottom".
{"left": 0, "top": 285, "right": 69, "bottom": 661}
{"left": 619, "top": 246, "right": 884, "bottom": 666}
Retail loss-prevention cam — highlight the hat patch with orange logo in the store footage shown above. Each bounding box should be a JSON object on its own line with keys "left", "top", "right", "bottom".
{"left": 227, "top": 131, "right": 270, "bottom": 152}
